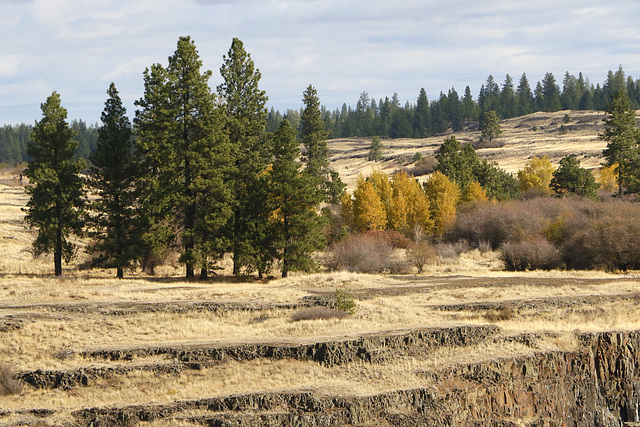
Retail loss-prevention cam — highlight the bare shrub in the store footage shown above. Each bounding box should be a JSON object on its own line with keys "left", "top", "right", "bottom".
{"left": 291, "top": 306, "right": 349, "bottom": 321}
{"left": 324, "top": 231, "right": 404, "bottom": 273}
{"left": 450, "top": 198, "right": 563, "bottom": 250}
{"left": 407, "top": 156, "right": 438, "bottom": 177}
{"left": 0, "top": 365, "right": 22, "bottom": 396}
{"left": 435, "top": 241, "right": 469, "bottom": 259}
{"left": 500, "top": 239, "right": 563, "bottom": 271}
{"left": 406, "top": 241, "right": 437, "bottom": 273}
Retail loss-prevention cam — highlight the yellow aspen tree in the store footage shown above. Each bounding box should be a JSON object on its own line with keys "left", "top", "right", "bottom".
{"left": 340, "top": 191, "right": 354, "bottom": 229}
{"left": 368, "top": 169, "right": 393, "bottom": 222}
{"left": 517, "top": 156, "right": 555, "bottom": 195}
{"left": 460, "top": 181, "right": 489, "bottom": 204}
{"left": 388, "top": 190, "right": 409, "bottom": 233}
{"left": 424, "top": 171, "right": 460, "bottom": 236}
{"left": 392, "top": 171, "right": 433, "bottom": 239}
{"left": 352, "top": 175, "right": 387, "bottom": 231}
{"left": 597, "top": 163, "right": 618, "bottom": 193}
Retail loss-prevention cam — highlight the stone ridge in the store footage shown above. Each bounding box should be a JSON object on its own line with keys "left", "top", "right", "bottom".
{"left": 69, "top": 330, "right": 640, "bottom": 426}
{"left": 17, "top": 325, "right": 500, "bottom": 389}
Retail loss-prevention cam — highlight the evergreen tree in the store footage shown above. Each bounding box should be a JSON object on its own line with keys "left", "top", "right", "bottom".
{"left": 368, "top": 135, "right": 383, "bottom": 161}
{"left": 541, "top": 72, "right": 562, "bottom": 112}
{"left": 434, "top": 136, "right": 478, "bottom": 190}
{"left": 446, "top": 87, "right": 463, "bottom": 131}
{"left": 500, "top": 74, "right": 516, "bottom": 119}
{"left": 413, "top": 88, "right": 430, "bottom": 137}
{"left": 479, "top": 110, "right": 502, "bottom": 145}
{"left": 461, "top": 86, "right": 479, "bottom": 121}
{"left": 269, "top": 120, "right": 325, "bottom": 277}
{"left": 218, "top": 38, "right": 269, "bottom": 276}
{"left": 24, "top": 92, "right": 86, "bottom": 276}
{"left": 550, "top": 155, "right": 600, "bottom": 199}
{"left": 88, "top": 83, "right": 142, "bottom": 278}
{"left": 478, "top": 75, "right": 500, "bottom": 113}
{"left": 516, "top": 73, "right": 534, "bottom": 116}
{"left": 136, "top": 36, "right": 231, "bottom": 278}
{"left": 300, "top": 84, "right": 345, "bottom": 203}
{"left": 600, "top": 90, "right": 640, "bottom": 196}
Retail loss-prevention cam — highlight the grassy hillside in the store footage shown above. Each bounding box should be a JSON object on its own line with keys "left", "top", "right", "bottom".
{"left": 330, "top": 110, "right": 612, "bottom": 190}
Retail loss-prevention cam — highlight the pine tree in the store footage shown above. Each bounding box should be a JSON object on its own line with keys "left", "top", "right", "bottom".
{"left": 218, "top": 38, "right": 269, "bottom": 276}
{"left": 368, "top": 136, "right": 383, "bottom": 161}
{"left": 88, "top": 83, "right": 142, "bottom": 278}
{"left": 300, "top": 84, "right": 345, "bottom": 204}
{"left": 500, "top": 74, "right": 516, "bottom": 119}
{"left": 550, "top": 155, "right": 600, "bottom": 199}
{"left": 479, "top": 110, "right": 502, "bottom": 145}
{"left": 541, "top": 72, "right": 562, "bottom": 112}
{"left": 413, "top": 88, "right": 430, "bottom": 137}
{"left": 24, "top": 92, "right": 86, "bottom": 276}
{"left": 135, "top": 36, "right": 231, "bottom": 278}
{"left": 270, "top": 120, "right": 325, "bottom": 278}
{"left": 600, "top": 90, "right": 640, "bottom": 196}
{"left": 516, "top": 73, "right": 534, "bottom": 116}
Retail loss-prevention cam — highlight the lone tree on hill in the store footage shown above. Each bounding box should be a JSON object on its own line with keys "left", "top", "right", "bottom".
{"left": 479, "top": 110, "right": 502, "bottom": 146}
{"left": 24, "top": 92, "right": 86, "bottom": 276}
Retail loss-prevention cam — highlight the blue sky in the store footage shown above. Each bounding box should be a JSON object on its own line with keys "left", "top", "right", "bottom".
{"left": 1, "top": 0, "right": 640, "bottom": 125}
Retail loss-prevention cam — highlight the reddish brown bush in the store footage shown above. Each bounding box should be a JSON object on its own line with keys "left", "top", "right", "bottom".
{"left": 324, "top": 232, "right": 397, "bottom": 273}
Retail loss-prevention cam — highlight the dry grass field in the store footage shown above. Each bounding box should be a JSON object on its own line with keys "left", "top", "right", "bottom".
{"left": 1, "top": 110, "right": 640, "bottom": 425}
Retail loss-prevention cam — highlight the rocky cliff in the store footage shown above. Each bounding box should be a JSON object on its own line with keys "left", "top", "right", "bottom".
{"left": 68, "top": 330, "right": 640, "bottom": 426}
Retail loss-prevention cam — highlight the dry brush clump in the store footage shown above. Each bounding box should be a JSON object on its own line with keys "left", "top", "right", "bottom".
{"left": 451, "top": 197, "right": 640, "bottom": 271}
{"left": 0, "top": 365, "right": 22, "bottom": 396}
{"left": 323, "top": 230, "right": 410, "bottom": 273}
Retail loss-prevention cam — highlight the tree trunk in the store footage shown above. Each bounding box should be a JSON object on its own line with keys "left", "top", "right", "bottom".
{"left": 116, "top": 267, "right": 124, "bottom": 279}
{"left": 54, "top": 228, "right": 63, "bottom": 277}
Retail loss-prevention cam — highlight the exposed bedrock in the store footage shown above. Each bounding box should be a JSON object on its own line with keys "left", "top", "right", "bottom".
{"left": 71, "top": 330, "right": 640, "bottom": 427}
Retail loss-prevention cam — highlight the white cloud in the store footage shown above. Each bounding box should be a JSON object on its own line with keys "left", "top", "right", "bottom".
{"left": 1, "top": 0, "right": 640, "bottom": 123}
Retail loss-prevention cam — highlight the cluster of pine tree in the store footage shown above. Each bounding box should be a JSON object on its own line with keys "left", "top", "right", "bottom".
{"left": 265, "top": 66, "right": 640, "bottom": 140}
{"left": 23, "top": 37, "right": 343, "bottom": 279}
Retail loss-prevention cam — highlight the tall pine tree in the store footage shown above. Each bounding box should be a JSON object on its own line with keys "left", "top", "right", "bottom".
{"left": 88, "top": 83, "right": 142, "bottom": 278}
{"left": 300, "top": 84, "right": 345, "bottom": 204}
{"left": 270, "top": 120, "right": 325, "bottom": 278}
{"left": 24, "top": 92, "right": 86, "bottom": 276}
{"left": 218, "top": 38, "right": 269, "bottom": 276}
{"left": 135, "top": 36, "right": 231, "bottom": 278}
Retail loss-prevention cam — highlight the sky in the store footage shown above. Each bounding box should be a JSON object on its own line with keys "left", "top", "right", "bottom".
{"left": 1, "top": 0, "right": 640, "bottom": 126}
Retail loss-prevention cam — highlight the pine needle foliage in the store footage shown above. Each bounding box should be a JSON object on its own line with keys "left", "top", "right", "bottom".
{"left": 24, "top": 92, "right": 86, "bottom": 276}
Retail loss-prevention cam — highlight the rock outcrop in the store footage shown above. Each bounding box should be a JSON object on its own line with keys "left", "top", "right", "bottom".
{"left": 69, "top": 330, "right": 640, "bottom": 426}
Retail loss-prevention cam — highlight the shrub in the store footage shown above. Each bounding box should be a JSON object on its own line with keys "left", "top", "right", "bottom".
{"left": 324, "top": 231, "right": 403, "bottom": 273}
{"left": 435, "top": 241, "right": 469, "bottom": 259}
{"left": 406, "top": 241, "right": 437, "bottom": 273}
{"left": 407, "top": 155, "right": 438, "bottom": 177}
{"left": 334, "top": 289, "right": 357, "bottom": 314}
{"left": 291, "top": 306, "right": 349, "bottom": 321}
{"left": 484, "top": 306, "right": 515, "bottom": 322}
{"left": 500, "top": 239, "right": 563, "bottom": 271}
{"left": 0, "top": 365, "right": 22, "bottom": 396}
